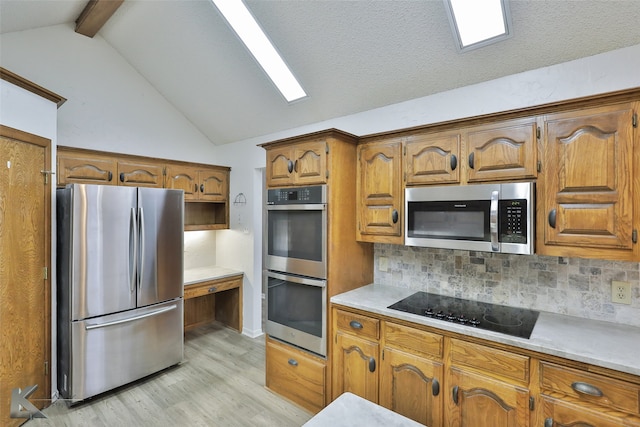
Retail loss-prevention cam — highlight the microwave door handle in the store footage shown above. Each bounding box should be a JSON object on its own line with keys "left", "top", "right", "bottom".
{"left": 490, "top": 190, "right": 499, "bottom": 251}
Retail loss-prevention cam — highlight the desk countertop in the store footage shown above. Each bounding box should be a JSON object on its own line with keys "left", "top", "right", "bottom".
{"left": 184, "top": 266, "right": 243, "bottom": 286}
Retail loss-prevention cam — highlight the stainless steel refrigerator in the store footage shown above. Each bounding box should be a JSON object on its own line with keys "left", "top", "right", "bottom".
{"left": 56, "top": 184, "right": 184, "bottom": 402}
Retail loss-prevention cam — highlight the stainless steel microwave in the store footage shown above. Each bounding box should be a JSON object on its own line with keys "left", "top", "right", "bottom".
{"left": 405, "top": 182, "right": 534, "bottom": 254}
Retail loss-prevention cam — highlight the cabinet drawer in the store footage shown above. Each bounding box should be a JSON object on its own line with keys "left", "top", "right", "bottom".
{"left": 540, "top": 362, "right": 640, "bottom": 416}
{"left": 184, "top": 276, "right": 242, "bottom": 299}
{"left": 383, "top": 322, "right": 443, "bottom": 359}
{"left": 335, "top": 309, "right": 380, "bottom": 340}
{"left": 543, "top": 395, "right": 640, "bottom": 427}
{"left": 266, "top": 338, "right": 325, "bottom": 413}
{"left": 450, "top": 338, "right": 530, "bottom": 383}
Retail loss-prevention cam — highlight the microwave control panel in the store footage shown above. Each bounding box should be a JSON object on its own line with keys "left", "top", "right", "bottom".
{"left": 499, "top": 199, "right": 527, "bottom": 243}
{"left": 267, "top": 185, "right": 326, "bottom": 205}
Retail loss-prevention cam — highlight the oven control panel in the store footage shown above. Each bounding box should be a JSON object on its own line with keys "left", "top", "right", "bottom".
{"left": 267, "top": 185, "right": 326, "bottom": 205}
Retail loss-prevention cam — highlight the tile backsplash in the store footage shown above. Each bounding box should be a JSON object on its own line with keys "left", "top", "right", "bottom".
{"left": 374, "top": 244, "right": 640, "bottom": 327}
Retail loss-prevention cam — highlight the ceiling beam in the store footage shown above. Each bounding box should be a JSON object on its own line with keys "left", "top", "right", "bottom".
{"left": 75, "top": 0, "right": 124, "bottom": 38}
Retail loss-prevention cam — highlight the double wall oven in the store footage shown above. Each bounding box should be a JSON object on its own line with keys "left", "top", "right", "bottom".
{"left": 265, "top": 185, "right": 328, "bottom": 356}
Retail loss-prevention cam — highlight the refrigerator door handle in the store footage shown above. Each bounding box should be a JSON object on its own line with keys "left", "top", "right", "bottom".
{"left": 138, "top": 207, "right": 145, "bottom": 291}
{"left": 84, "top": 304, "right": 178, "bottom": 330}
{"left": 129, "top": 207, "right": 138, "bottom": 294}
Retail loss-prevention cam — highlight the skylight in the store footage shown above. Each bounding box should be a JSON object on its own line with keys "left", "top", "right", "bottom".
{"left": 211, "top": 0, "right": 307, "bottom": 103}
{"left": 444, "top": 0, "right": 512, "bottom": 52}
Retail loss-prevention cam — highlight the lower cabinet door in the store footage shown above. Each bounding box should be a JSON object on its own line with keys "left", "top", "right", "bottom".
{"left": 379, "top": 347, "right": 443, "bottom": 427}
{"left": 448, "top": 367, "right": 531, "bottom": 427}
{"left": 542, "top": 395, "right": 640, "bottom": 427}
{"left": 332, "top": 332, "right": 379, "bottom": 403}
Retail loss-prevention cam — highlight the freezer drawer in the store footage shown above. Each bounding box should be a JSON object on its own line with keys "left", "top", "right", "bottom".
{"left": 59, "top": 299, "right": 183, "bottom": 402}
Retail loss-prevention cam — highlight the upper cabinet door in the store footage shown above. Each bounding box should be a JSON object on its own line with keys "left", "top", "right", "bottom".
{"left": 198, "top": 169, "right": 228, "bottom": 201}
{"left": 266, "top": 145, "right": 295, "bottom": 187}
{"left": 165, "top": 165, "right": 199, "bottom": 200}
{"left": 405, "top": 130, "right": 461, "bottom": 185}
{"left": 541, "top": 103, "right": 636, "bottom": 256}
{"left": 356, "top": 138, "right": 403, "bottom": 244}
{"left": 57, "top": 153, "right": 117, "bottom": 186}
{"left": 292, "top": 140, "right": 327, "bottom": 186}
{"left": 117, "top": 160, "right": 164, "bottom": 188}
{"left": 466, "top": 118, "right": 539, "bottom": 182}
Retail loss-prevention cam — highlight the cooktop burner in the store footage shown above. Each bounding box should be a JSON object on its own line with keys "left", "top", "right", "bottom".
{"left": 387, "top": 292, "right": 539, "bottom": 339}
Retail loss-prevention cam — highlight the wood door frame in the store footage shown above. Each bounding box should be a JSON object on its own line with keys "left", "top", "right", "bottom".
{"left": 0, "top": 124, "right": 52, "bottom": 404}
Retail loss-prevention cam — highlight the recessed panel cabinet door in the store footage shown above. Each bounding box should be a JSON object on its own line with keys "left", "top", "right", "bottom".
{"left": 199, "top": 169, "right": 228, "bottom": 201}
{"left": 542, "top": 103, "right": 635, "bottom": 253}
{"left": 165, "top": 165, "right": 199, "bottom": 200}
{"left": 379, "top": 347, "right": 443, "bottom": 427}
{"left": 117, "top": 160, "right": 164, "bottom": 188}
{"left": 542, "top": 395, "right": 640, "bottom": 427}
{"left": 57, "top": 153, "right": 117, "bottom": 186}
{"left": 292, "top": 140, "right": 326, "bottom": 186}
{"left": 356, "top": 139, "right": 403, "bottom": 243}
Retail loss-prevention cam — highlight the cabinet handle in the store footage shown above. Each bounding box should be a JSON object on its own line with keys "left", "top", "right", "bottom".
{"left": 194, "top": 184, "right": 198, "bottom": 193}
{"left": 548, "top": 209, "right": 557, "bottom": 228}
{"left": 391, "top": 209, "right": 399, "bottom": 224}
{"left": 544, "top": 418, "right": 553, "bottom": 427}
{"left": 108, "top": 171, "right": 113, "bottom": 181}
{"left": 468, "top": 152, "right": 475, "bottom": 169}
{"left": 432, "top": 378, "right": 440, "bottom": 396}
{"left": 450, "top": 154, "right": 457, "bottom": 171}
{"left": 288, "top": 358, "right": 298, "bottom": 367}
{"left": 452, "top": 385, "right": 459, "bottom": 405}
{"left": 287, "top": 160, "right": 294, "bottom": 173}
{"left": 368, "top": 357, "right": 376, "bottom": 373}
{"left": 200, "top": 184, "right": 204, "bottom": 193}
{"left": 571, "top": 381, "right": 603, "bottom": 397}
{"left": 294, "top": 159, "right": 298, "bottom": 172}
{"left": 208, "top": 287, "right": 217, "bottom": 293}
{"left": 119, "top": 172, "right": 125, "bottom": 183}
{"left": 349, "top": 320, "right": 363, "bottom": 329}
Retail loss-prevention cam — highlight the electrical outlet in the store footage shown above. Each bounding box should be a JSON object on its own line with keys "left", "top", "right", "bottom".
{"left": 611, "top": 280, "right": 632, "bottom": 304}
{"left": 379, "top": 257, "right": 388, "bottom": 272}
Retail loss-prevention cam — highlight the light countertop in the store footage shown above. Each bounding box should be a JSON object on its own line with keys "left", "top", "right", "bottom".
{"left": 302, "top": 392, "right": 422, "bottom": 427}
{"left": 184, "top": 266, "right": 243, "bottom": 286}
{"left": 331, "top": 284, "right": 640, "bottom": 377}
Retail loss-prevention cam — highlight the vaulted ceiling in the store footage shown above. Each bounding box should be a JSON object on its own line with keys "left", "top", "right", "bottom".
{"left": 2, "top": 0, "right": 640, "bottom": 145}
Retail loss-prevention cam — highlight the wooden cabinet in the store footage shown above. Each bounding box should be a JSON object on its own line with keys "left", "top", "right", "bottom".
{"left": 447, "top": 338, "right": 532, "bottom": 427}
{"left": 538, "top": 102, "right": 639, "bottom": 261}
{"left": 57, "top": 150, "right": 117, "bottom": 186}
{"left": 380, "top": 322, "right": 444, "bottom": 426}
{"left": 165, "top": 164, "right": 228, "bottom": 202}
{"left": 266, "top": 336, "right": 326, "bottom": 413}
{"left": 332, "top": 310, "right": 380, "bottom": 403}
{"left": 57, "top": 147, "right": 164, "bottom": 188}
{"left": 465, "top": 117, "right": 539, "bottom": 183}
{"left": 356, "top": 138, "right": 403, "bottom": 244}
{"left": 184, "top": 274, "right": 243, "bottom": 332}
{"left": 265, "top": 138, "right": 327, "bottom": 187}
{"left": 405, "top": 130, "right": 461, "bottom": 185}
{"left": 448, "top": 367, "right": 531, "bottom": 427}
{"left": 539, "top": 361, "right": 640, "bottom": 426}
{"left": 57, "top": 147, "right": 231, "bottom": 230}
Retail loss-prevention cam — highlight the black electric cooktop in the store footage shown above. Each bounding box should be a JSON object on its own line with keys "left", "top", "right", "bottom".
{"left": 387, "top": 292, "right": 539, "bottom": 339}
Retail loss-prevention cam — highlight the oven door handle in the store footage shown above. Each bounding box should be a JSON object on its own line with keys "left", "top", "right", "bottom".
{"left": 266, "top": 204, "right": 326, "bottom": 211}
{"left": 490, "top": 190, "right": 499, "bottom": 252}
{"left": 266, "top": 271, "right": 327, "bottom": 288}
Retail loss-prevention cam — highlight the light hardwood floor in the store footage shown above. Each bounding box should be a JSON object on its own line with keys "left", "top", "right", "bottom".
{"left": 26, "top": 323, "right": 313, "bottom": 427}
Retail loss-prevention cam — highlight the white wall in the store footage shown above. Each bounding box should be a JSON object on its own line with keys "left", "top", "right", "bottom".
{"left": 214, "top": 43, "right": 640, "bottom": 336}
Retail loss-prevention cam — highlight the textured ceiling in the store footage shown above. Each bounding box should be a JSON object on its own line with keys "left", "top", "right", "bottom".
{"left": 2, "top": 0, "right": 640, "bottom": 145}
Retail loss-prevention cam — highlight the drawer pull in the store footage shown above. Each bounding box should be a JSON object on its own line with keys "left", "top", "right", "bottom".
{"left": 544, "top": 418, "right": 553, "bottom": 427}
{"left": 288, "top": 358, "right": 298, "bottom": 367}
{"left": 349, "top": 320, "right": 363, "bottom": 329}
{"left": 571, "top": 381, "right": 603, "bottom": 397}
{"left": 208, "top": 287, "right": 218, "bottom": 293}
